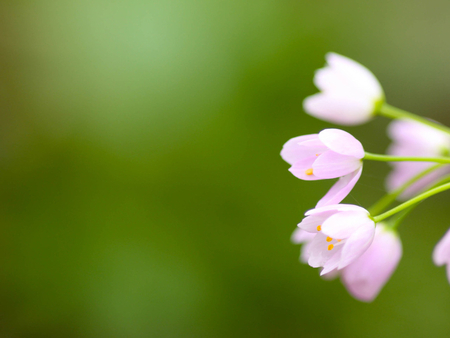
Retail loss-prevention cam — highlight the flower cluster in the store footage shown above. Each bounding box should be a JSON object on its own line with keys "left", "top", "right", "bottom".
{"left": 282, "top": 52, "right": 450, "bottom": 302}
{"left": 386, "top": 119, "right": 450, "bottom": 199}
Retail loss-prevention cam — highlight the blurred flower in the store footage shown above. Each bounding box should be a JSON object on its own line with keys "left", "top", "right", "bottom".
{"left": 303, "top": 52, "right": 383, "bottom": 125}
{"left": 341, "top": 223, "right": 402, "bottom": 302}
{"left": 386, "top": 119, "right": 450, "bottom": 199}
{"left": 291, "top": 228, "right": 315, "bottom": 263}
{"left": 433, "top": 227, "right": 450, "bottom": 283}
{"left": 281, "top": 128, "right": 364, "bottom": 207}
{"left": 298, "top": 204, "right": 375, "bottom": 275}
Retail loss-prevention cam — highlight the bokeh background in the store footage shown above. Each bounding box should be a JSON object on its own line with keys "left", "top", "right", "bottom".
{"left": 1, "top": 1, "right": 450, "bottom": 337}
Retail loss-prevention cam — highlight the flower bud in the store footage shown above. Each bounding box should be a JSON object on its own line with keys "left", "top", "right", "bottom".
{"left": 304, "top": 53, "right": 383, "bottom": 125}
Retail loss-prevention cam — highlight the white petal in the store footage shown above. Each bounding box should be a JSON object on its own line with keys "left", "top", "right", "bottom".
{"left": 314, "top": 67, "right": 358, "bottom": 97}
{"left": 338, "top": 222, "right": 375, "bottom": 269}
{"left": 298, "top": 212, "right": 336, "bottom": 233}
{"left": 321, "top": 251, "right": 342, "bottom": 275}
{"left": 325, "top": 52, "right": 383, "bottom": 100}
{"left": 321, "top": 210, "right": 371, "bottom": 239}
{"left": 305, "top": 203, "right": 366, "bottom": 216}
{"left": 304, "top": 93, "right": 374, "bottom": 126}
{"left": 307, "top": 233, "right": 338, "bottom": 268}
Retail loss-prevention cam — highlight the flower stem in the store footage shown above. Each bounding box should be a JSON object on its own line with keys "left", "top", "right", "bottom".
{"left": 373, "top": 182, "right": 450, "bottom": 222}
{"left": 384, "top": 173, "right": 450, "bottom": 229}
{"left": 378, "top": 103, "right": 450, "bottom": 135}
{"left": 368, "top": 164, "right": 443, "bottom": 215}
{"left": 364, "top": 152, "right": 450, "bottom": 164}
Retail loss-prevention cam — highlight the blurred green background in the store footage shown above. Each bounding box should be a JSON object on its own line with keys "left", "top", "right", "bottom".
{"left": 1, "top": 1, "right": 450, "bottom": 337}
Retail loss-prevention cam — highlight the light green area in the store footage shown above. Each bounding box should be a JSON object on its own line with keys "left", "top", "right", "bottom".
{"left": 374, "top": 182, "right": 450, "bottom": 222}
{"left": 365, "top": 152, "right": 450, "bottom": 164}
{"left": 1, "top": 1, "right": 450, "bottom": 337}
{"left": 379, "top": 103, "right": 450, "bottom": 135}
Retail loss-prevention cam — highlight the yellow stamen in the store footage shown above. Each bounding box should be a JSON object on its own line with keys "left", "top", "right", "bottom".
{"left": 305, "top": 168, "right": 314, "bottom": 176}
{"left": 327, "top": 244, "right": 334, "bottom": 251}
{"left": 337, "top": 239, "right": 342, "bottom": 242}
{"left": 326, "top": 237, "right": 333, "bottom": 242}
{"left": 315, "top": 153, "right": 320, "bottom": 156}
{"left": 317, "top": 225, "right": 321, "bottom": 231}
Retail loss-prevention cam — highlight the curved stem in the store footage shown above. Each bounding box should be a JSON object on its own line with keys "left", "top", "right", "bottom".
{"left": 368, "top": 164, "right": 443, "bottom": 215}
{"left": 378, "top": 103, "right": 450, "bottom": 135}
{"left": 386, "top": 173, "right": 450, "bottom": 230}
{"left": 364, "top": 152, "right": 450, "bottom": 164}
{"left": 373, "top": 182, "right": 450, "bottom": 222}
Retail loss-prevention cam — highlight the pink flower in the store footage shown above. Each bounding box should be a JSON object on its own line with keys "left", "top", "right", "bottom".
{"left": 291, "top": 228, "right": 315, "bottom": 264}
{"left": 341, "top": 224, "right": 402, "bottom": 302}
{"left": 281, "top": 128, "right": 364, "bottom": 207}
{"left": 433, "top": 227, "right": 450, "bottom": 283}
{"left": 297, "top": 204, "right": 375, "bottom": 275}
{"left": 303, "top": 53, "right": 383, "bottom": 125}
{"left": 386, "top": 119, "right": 450, "bottom": 199}
{"left": 292, "top": 228, "right": 340, "bottom": 280}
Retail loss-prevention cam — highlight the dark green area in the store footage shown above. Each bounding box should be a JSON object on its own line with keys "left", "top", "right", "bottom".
{"left": 1, "top": 1, "right": 450, "bottom": 337}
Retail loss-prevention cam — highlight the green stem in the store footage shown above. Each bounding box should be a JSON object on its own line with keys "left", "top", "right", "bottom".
{"left": 368, "top": 164, "right": 443, "bottom": 215}
{"left": 385, "top": 173, "right": 450, "bottom": 230}
{"left": 373, "top": 182, "right": 450, "bottom": 222}
{"left": 364, "top": 152, "right": 450, "bottom": 164}
{"left": 378, "top": 103, "right": 450, "bottom": 135}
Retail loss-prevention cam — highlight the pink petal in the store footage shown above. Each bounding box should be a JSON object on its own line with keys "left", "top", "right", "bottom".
{"left": 433, "top": 227, "right": 450, "bottom": 266}
{"left": 298, "top": 211, "right": 337, "bottom": 233}
{"left": 289, "top": 156, "right": 322, "bottom": 180}
{"left": 316, "top": 167, "right": 362, "bottom": 207}
{"left": 321, "top": 251, "right": 342, "bottom": 275}
{"left": 307, "top": 233, "right": 339, "bottom": 268}
{"left": 321, "top": 210, "right": 370, "bottom": 239}
{"left": 300, "top": 241, "right": 314, "bottom": 263}
{"left": 313, "top": 151, "right": 362, "bottom": 179}
{"left": 303, "top": 93, "right": 373, "bottom": 126}
{"left": 305, "top": 204, "right": 365, "bottom": 216}
{"left": 320, "top": 268, "right": 340, "bottom": 280}
{"left": 446, "top": 264, "right": 450, "bottom": 284}
{"left": 388, "top": 119, "right": 450, "bottom": 151}
{"left": 297, "top": 137, "right": 326, "bottom": 148}
{"left": 341, "top": 225, "right": 402, "bottom": 302}
{"left": 291, "top": 228, "right": 315, "bottom": 244}
{"left": 281, "top": 134, "right": 321, "bottom": 165}
{"left": 338, "top": 222, "right": 375, "bottom": 269}
{"left": 386, "top": 163, "right": 450, "bottom": 200}
{"left": 387, "top": 143, "right": 431, "bottom": 157}
{"left": 318, "top": 129, "right": 365, "bottom": 158}
{"left": 385, "top": 162, "right": 429, "bottom": 192}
